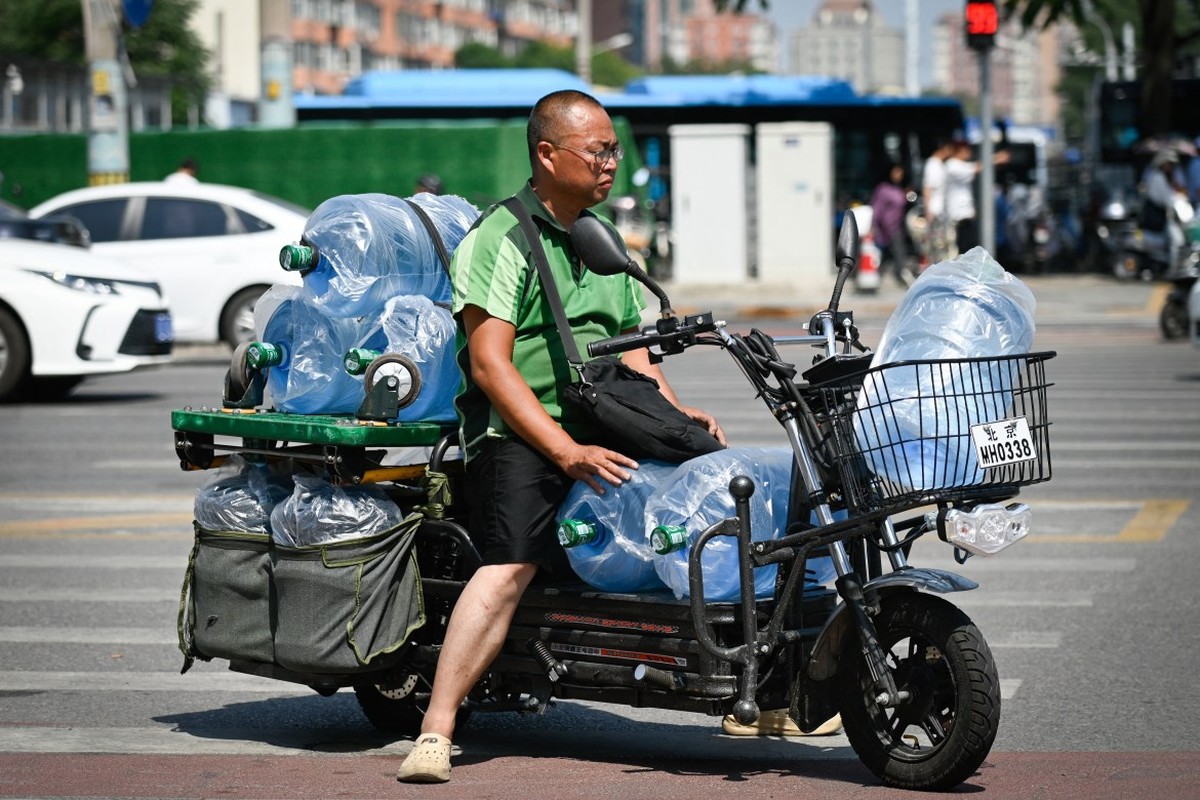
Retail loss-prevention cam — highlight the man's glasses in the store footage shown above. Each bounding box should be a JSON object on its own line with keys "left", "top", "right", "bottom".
{"left": 550, "top": 142, "right": 625, "bottom": 168}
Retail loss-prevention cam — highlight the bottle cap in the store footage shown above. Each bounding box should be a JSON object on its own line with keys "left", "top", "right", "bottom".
{"left": 557, "top": 519, "right": 597, "bottom": 548}
{"left": 343, "top": 348, "right": 381, "bottom": 375}
{"left": 650, "top": 525, "right": 688, "bottom": 555}
{"left": 245, "top": 341, "right": 284, "bottom": 369}
{"left": 279, "top": 243, "right": 317, "bottom": 272}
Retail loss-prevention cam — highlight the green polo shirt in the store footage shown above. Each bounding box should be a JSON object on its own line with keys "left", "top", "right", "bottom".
{"left": 451, "top": 182, "right": 646, "bottom": 460}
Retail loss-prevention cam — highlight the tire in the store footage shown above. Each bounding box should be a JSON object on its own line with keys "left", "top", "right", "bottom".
{"left": 353, "top": 674, "right": 471, "bottom": 736}
{"left": 0, "top": 308, "right": 31, "bottom": 402}
{"left": 837, "top": 592, "right": 1000, "bottom": 791}
{"left": 226, "top": 342, "right": 254, "bottom": 400}
{"left": 363, "top": 353, "right": 421, "bottom": 409}
{"left": 1161, "top": 298, "right": 1190, "bottom": 340}
{"left": 220, "top": 287, "right": 266, "bottom": 347}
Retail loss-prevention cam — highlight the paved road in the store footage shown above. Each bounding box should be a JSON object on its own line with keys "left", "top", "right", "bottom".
{"left": 0, "top": 272, "right": 1197, "bottom": 798}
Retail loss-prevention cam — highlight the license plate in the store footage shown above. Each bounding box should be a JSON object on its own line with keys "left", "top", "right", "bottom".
{"left": 155, "top": 312, "right": 175, "bottom": 343}
{"left": 970, "top": 416, "right": 1036, "bottom": 469}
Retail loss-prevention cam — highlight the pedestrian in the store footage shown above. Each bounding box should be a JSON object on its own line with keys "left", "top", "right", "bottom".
{"left": 921, "top": 138, "right": 955, "bottom": 266}
{"left": 414, "top": 173, "right": 443, "bottom": 195}
{"left": 164, "top": 158, "right": 199, "bottom": 184}
{"left": 1143, "top": 150, "right": 1188, "bottom": 270}
{"left": 945, "top": 139, "right": 1010, "bottom": 256}
{"left": 395, "top": 89, "right": 726, "bottom": 784}
{"left": 870, "top": 163, "right": 913, "bottom": 286}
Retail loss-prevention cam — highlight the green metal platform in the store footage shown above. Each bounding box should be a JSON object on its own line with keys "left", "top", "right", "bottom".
{"left": 171, "top": 408, "right": 456, "bottom": 447}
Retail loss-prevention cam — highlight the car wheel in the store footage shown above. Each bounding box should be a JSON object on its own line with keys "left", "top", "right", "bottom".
{"left": 220, "top": 287, "right": 266, "bottom": 347}
{"left": 0, "top": 308, "right": 31, "bottom": 402}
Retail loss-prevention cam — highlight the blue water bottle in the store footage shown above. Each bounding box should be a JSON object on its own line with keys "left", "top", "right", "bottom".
{"left": 646, "top": 447, "right": 796, "bottom": 602}
{"left": 556, "top": 461, "right": 677, "bottom": 593}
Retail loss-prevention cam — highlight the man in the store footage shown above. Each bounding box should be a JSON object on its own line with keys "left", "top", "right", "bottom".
{"left": 396, "top": 89, "right": 725, "bottom": 784}
{"left": 921, "top": 138, "right": 954, "bottom": 265}
{"left": 164, "top": 158, "right": 198, "bottom": 183}
{"left": 944, "top": 140, "right": 978, "bottom": 255}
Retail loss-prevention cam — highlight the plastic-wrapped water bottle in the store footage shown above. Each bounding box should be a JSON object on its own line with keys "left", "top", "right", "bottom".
{"left": 556, "top": 461, "right": 677, "bottom": 593}
{"left": 646, "top": 447, "right": 795, "bottom": 601}
{"left": 269, "top": 473, "right": 407, "bottom": 548}
{"left": 342, "top": 294, "right": 459, "bottom": 423}
{"left": 854, "top": 248, "right": 1037, "bottom": 491}
{"left": 193, "top": 455, "right": 292, "bottom": 533}
{"left": 292, "top": 193, "right": 478, "bottom": 317}
{"left": 252, "top": 285, "right": 364, "bottom": 415}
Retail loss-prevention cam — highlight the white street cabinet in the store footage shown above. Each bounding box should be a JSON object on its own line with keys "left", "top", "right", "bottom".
{"left": 755, "top": 121, "right": 834, "bottom": 287}
{"left": 668, "top": 124, "right": 750, "bottom": 285}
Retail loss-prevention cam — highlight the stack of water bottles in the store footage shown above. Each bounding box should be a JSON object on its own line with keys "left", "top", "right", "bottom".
{"left": 556, "top": 447, "right": 837, "bottom": 601}
{"left": 250, "top": 193, "right": 479, "bottom": 420}
{"left": 852, "top": 247, "right": 1037, "bottom": 491}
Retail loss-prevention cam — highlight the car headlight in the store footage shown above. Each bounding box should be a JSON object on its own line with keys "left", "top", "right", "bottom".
{"left": 28, "top": 270, "right": 119, "bottom": 295}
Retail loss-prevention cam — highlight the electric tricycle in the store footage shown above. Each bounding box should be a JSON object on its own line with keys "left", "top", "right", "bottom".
{"left": 174, "top": 216, "right": 1055, "bottom": 791}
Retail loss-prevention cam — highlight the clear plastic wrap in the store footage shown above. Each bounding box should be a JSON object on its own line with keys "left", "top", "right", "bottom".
{"left": 556, "top": 461, "right": 677, "bottom": 593}
{"left": 268, "top": 472, "right": 407, "bottom": 548}
{"left": 300, "top": 193, "right": 479, "bottom": 317}
{"left": 375, "top": 294, "right": 458, "bottom": 422}
{"left": 193, "top": 455, "right": 292, "bottom": 533}
{"left": 646, "top": 447, "right": 793, "bottom": 601}
{"left": 255, "top": 285, "right": 364, "bottom": 414}
{"left": 854, "top": 247, "right": 1038, "bottom": 490}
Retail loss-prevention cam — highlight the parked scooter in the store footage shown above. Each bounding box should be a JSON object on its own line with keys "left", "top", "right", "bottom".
{"left": 174, "top": 215, "right": 1056, "bottom": 792}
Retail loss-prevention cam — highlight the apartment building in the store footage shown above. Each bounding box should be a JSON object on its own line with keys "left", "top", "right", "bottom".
{"left": 787, "top": 0, "right": 905, "bottom": 95}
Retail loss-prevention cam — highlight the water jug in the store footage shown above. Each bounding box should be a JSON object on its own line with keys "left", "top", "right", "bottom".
{"left": 556, "top": 461, "right": 678, "bottom": 593}
{"left": 854, "top": 248, "right": 1036, "bottom": 491}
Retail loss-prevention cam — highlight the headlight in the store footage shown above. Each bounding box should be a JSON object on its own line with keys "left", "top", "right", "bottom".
{"left": 28, "top": 270, "right": 118, "bottom": 295}
{"left": 928, "top": 502, "right": 1031, "bottom": 556}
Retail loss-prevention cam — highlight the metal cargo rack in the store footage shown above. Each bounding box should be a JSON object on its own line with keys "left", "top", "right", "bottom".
{"left": 172, "top": 407, "right": 458, "bottom": 484}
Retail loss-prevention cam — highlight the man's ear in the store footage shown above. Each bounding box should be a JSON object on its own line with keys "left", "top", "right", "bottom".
{"left": 535, "top": 141, "right": 556, "bottom": 171}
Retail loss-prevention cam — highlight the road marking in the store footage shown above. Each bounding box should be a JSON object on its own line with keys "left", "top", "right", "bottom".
{"left": 0, "top": 588, "right": 175, "bottom": 603}
{"left": 0, "top": 727, "right": 407, "bottom": 757}
{"left": 987, "top": 632, "right": 1062, "bottom": 649}
{"left": 952, "top": 591, "right": 1093, "bottom": 608}
{"left": 1030, "top": 499, "right": 1189, "bottom": 543}
{"left": 0, "top": 513, "right": 193, "bottom": 537}
{"left": 0, "top": 627, "right": 177, "bottom": 644}
{"left": 0, "top": 555, "right": 185, "bottom": 569}
{"left": 0, "top": 671, "right": 312, "bottom": 693}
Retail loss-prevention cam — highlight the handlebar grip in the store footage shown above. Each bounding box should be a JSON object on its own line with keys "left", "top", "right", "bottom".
{"left": 587, "top": 331, "right": 653, "bottom": 358}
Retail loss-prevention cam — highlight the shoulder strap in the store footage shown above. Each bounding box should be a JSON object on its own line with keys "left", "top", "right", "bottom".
{"left": 403, "top": 197, "right": 452, "bottom": 276}
{"left": 501, "top": 196, "right": 584, "bottom": 366}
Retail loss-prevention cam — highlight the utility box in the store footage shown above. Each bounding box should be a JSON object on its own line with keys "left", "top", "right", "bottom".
{"left": 755, "top": 122, "right": 833, "bottom": 287}
{"left": 668, "top": 124, "right": 750, "bottom": 284}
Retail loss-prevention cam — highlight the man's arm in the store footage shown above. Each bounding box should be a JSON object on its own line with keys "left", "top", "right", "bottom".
{"left": 461, "top": 304, "right": 638, "bottom": 491}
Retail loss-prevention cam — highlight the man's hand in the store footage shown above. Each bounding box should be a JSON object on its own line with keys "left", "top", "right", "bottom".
{"left": 679, "top": 406, "right": 727, "bottom": 446}
{"left": 552, "top": 442, "right": 640, "bottom": 495}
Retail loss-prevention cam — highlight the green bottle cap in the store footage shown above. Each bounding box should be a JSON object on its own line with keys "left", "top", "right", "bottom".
{"left": 557, "top": 519, "right": 598, "bottom": 548}
{"left": 344, "top": 348, "right": 382, "bottom": 375}
{"left": 245, "top": 341, "right": 284, "bottom": 369}
{"left": 650, "top": 525, "right": 688, "bottom": 555}
{"left": 279, "top": 243, "right": 317, "bottom": 272}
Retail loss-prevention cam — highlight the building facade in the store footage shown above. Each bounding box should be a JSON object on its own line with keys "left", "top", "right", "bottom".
{"left": 788, "top": 0, "right": 905, "bottom": 94}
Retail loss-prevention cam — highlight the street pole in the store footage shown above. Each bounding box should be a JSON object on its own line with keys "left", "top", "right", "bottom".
{"left": 979, "top": 47, "right": 995, "bottom": 253}
{"left": 260, "top": 0, "right": 295, "bottom": 128}
{"left": 82, "top": 0, "right": 129, "bottom": 185}
{"left": 576, "top": 0, "right": 592, "bottom": 85}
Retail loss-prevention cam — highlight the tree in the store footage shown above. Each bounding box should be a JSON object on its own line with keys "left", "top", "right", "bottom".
{"left": 1002, "top": 0, "right": 1200, "bottom": 137}
{"left": 454, "top": 41, "right": 641, "bottom": 89}
{"left": 0, "top": 0, "right": 210, "bottom": 125}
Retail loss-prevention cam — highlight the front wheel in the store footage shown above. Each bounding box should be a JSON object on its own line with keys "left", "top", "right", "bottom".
{"left": 838, "top": 592, "right": 1000, "bottom": 791}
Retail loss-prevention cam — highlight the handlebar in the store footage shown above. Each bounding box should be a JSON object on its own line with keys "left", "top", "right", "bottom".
{"left": 586, "top": 312, "right": 718, "bottom": 359}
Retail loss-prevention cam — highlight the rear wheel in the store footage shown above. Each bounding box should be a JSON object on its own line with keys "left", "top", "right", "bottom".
{"left": 838, "top": 592, "right": 1000, "bottom": 791}
{"left": 0, "top": 308, "right": 30, "bottom": 402}
{"left": 353, "top": 673, "right": 471, "bottom": 736}
{"left": 220, "top": 287, "right": 266, "bottom": 347}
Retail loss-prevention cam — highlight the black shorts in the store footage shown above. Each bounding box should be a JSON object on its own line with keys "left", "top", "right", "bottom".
{"left": 465, "top": 436, "right": 574, "bottom": 575}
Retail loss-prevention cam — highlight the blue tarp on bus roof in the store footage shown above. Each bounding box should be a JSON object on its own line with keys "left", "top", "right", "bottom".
{"left": 294, "top": 68, "right": 960, "bottom": 112}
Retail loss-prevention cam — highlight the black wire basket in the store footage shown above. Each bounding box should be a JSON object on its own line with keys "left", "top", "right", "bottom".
{"left": 808, "top": 352, "right": 1056, "bottom": 516}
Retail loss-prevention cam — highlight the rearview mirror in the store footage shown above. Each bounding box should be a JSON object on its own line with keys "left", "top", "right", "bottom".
{"left": 570, "top": 214, "right": 673, "bottom": 315}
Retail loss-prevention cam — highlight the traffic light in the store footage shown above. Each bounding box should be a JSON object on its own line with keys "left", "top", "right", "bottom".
{"left": 965, "top": 0, "right": 998, "bottom": 51}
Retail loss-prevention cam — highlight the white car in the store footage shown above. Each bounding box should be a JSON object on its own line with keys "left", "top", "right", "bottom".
{"left": 0, "top": 238, "right": 173, "bottom": 402}
{"left": 30, "top": 183, "right": 309, "bottom": 345}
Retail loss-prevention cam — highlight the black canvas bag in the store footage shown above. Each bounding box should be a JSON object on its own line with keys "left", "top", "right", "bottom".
{"left": 502, "top": 197, "right": 723, "bottom": 463}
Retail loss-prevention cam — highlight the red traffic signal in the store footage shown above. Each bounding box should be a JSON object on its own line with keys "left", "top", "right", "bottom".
{"left": 965, "top": 0, "right": 998, "bottom": 51}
